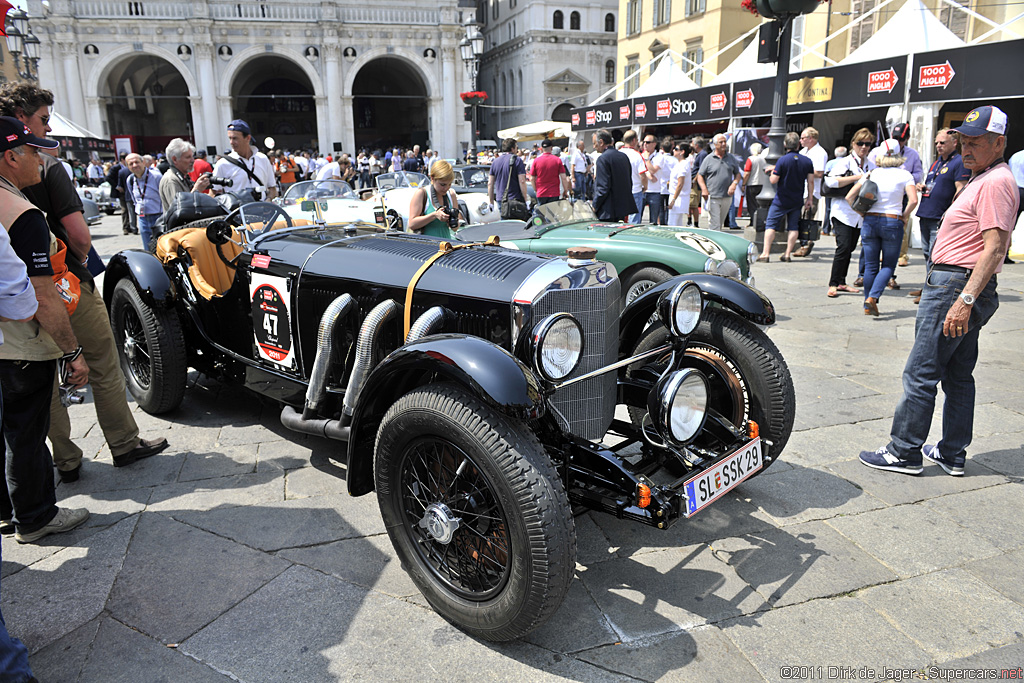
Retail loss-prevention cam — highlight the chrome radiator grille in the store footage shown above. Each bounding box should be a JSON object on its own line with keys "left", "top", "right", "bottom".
{"left": 534, "top": 279, "right": 621, "bottom": 441}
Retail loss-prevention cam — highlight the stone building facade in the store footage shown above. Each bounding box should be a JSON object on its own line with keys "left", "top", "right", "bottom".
{"left": 27, "top": 0, "right": 480, "bottom": 156}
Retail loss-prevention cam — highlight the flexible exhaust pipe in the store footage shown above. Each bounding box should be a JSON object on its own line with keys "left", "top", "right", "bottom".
{"left": 281, "top": 405, "right": 350, "bottom": 441}
{"left": 407, "top": 306, "right": 447, "bottom": 342}
{"left": 303, "top": 294, "right": 355, "bottom": 420}
{"left": 343, "top": 299, "right": 400, "bottom": 417}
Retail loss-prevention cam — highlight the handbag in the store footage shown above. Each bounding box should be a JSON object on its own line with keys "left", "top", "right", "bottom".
{"left": 821, "top": 169, "right": 853, "bottom": 198}
{"left": 499, "top": 158, "right": 531, "bottom": 221}
{"left": 797, "top": 207, "right": 821, "bottom": 242}
{"left": 850, "top": 171, "right": 879, "bottom": 214}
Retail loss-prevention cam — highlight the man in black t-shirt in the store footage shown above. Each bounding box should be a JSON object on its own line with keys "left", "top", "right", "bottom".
{"left": 107, "top": 152, "right": 134, "bottom": 235}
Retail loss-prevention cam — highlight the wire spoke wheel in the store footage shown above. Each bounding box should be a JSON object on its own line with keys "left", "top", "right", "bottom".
{"left": 399, "top": 437, "right": 511, "bottom": 600}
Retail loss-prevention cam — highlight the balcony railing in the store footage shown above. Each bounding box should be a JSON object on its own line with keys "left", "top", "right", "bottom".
{"left": 208, "top": 2, "right": 322, "bottom": 21}
{"left": 340, "top": 8, "right": 441, "bottom": 25}
{"left": 72, "top": 1, "right": 193, "bottom": 19}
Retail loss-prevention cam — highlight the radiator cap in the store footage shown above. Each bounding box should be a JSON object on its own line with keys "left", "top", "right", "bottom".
{"left": 566, "top": 246, "right": 598, "bottom": 267}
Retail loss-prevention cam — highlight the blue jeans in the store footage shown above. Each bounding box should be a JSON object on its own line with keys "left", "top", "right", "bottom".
{"left": 644, "top": 192, "right": 664, "bottom": 224}
{"left": 631, "top": 191, "right": 643, "bottom": 223}
{"left": 919, "top": 217, "right": 941, "bottom": 264}
{"left": 138, "top": 214, "right": 159, "bottom": 252}
{"left": 861, "top": 215, "right": 903, "bottom": 301}
{"left": 0, "top": 391, "right": 35, "bottom": 683}
{"left": 573, "top": 171, "right": 590, "bottom": 201}
{"left": 887, "top": 268, "right": 999, "bottom": 464}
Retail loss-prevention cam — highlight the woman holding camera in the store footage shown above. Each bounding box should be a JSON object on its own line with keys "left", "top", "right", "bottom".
{"left": 408, "top": 159, "right": 459, "bottom": 239}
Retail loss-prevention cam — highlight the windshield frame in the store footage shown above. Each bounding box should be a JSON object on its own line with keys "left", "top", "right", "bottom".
{"left": 282, "top": 179, "right": 357, "bottom": 201}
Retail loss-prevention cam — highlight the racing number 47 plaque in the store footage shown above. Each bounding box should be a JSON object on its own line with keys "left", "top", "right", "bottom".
{"left": 250, "top": 273, "right": 296, "bottom": 369}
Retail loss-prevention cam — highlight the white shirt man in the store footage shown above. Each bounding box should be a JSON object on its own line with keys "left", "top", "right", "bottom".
{"left": 211, "top": 119, "right": 276, "bottom": 200}
{"left": 316, "top": 160, "right": 340, "bottom": 181}
{"left": 86, "top": 160, "right": 105, "bottom": 185}
{"left": 294, "top": 153, "right": 309, "bottom": 180}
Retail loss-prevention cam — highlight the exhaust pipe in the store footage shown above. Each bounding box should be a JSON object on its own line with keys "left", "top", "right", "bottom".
{"left": 303, "top": 294, "right": 356, "bottom": 420}
{"left": 343, "top": 299, "right": 400, "bottom": 417}
{"left": 407, "top": 306, "right": 447, "bottom": 342}
{"left": 281, "top": 405, "right": 350, "bottom": 441}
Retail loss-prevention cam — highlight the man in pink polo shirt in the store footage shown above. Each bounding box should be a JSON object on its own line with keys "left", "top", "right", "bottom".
{"left": 529, "top": 139, "right": 569, "bottom": 206}
{"left": 861, "top": 105, "right": 1018, "bottom": 477}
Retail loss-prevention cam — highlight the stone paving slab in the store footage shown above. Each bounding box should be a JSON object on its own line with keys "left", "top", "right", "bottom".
{"left": 857, "top": 569, "right": 1024, "bottom": 661}
{"left": 921, "top": 483, "right": 1024, "bottom": 551}
{"left": 823, "top": 456, "right": 1006, "bottom": 506}
{"left": 737, "top": 464, "right": 887, "bottom": 526}
{"left": 962, "top": 548, "right": 1024, "bottom": 607}
{"left": 824, "top": 501, "right": 1003, "bottom": 578}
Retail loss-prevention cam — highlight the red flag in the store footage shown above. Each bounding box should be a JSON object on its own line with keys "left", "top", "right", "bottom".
{"left": 0, "top": 1, "right": 14, "bottom": 36}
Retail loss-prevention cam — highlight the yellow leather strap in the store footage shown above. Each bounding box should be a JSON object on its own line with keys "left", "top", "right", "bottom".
{"left": 403, "top": 236, "right": 500, "bottom": 340}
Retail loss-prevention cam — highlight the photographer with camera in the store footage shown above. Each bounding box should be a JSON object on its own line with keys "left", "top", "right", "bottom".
{"left": 159, "top": 138, "right": 212, "bottom": 212}
{"left": 408, "top": 159, "right": 460, "bottom": 239}
{"left": 212, "top": 120, "right": 276, "bottom": 202}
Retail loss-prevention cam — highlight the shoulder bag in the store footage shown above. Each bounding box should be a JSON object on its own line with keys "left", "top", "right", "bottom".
{"left": 223, "top": 155, "right": 267, "bottom": 202}
{"left": 850, "top": 171, "right": 879, "bottom": 214}
{"left": 500, "top": 157, "right": 531, "bottom": 221}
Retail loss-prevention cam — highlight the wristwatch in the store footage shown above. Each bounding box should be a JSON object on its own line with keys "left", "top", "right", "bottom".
{"left": 959, "top": 292, "right": 976, "bottom": 306}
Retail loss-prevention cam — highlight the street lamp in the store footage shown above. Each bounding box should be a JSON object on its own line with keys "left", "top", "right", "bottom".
{"left": 460, "top": 21, "right": 484, "bottom": 158}
{"left": 4, "top": 9, "right": 40, "bottom": 82}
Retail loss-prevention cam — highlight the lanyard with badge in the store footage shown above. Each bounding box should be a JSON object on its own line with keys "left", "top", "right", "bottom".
{"left": 923, "top": 156, "right": 953, "bottom": 197}
{"left": 131, "top": 173, "right": 152, "bottom": 217}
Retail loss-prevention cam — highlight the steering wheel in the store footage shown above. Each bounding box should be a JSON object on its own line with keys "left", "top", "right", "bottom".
{"left": 205, "top": 220, "right": 246, "bottom": 268}
{"left": 224, "top": 201, "right": 293, "bottom": 235}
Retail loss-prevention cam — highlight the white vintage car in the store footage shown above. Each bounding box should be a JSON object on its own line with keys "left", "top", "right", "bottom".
{"left": 371, "top": 171, "right": 501, "bottom": 230}
{"left": 279, "top": 179, "right": 377, "bottom": 224}
{"left": 77, "top": 181, "right": 118, "bottom": 215}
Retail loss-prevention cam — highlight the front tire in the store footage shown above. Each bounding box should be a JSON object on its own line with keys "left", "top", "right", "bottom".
{"left": 375, "top": 383, "right": 575, "bottom": 641}
{"left": 110, "top": 279, "right": 187, "bottom": 414}
{"left": 628, "top": 308, "right": 795, "bottom": 473}
{"left": 624, "top": 266, "right": 674, "bottom": 305}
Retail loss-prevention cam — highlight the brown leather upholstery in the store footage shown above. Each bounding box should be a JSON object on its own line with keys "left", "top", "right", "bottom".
{"left": 155, "top": 219, "right": 310, "bottom": 300}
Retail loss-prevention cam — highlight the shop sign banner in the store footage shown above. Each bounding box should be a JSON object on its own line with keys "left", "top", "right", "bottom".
{"left": 632, "top": 84, "right": 730, "bottom": 125}
{"left": 788, "top": 76, "right": 834, "bottom": 104}
{"left": 710, "top": 92, "right": 728, "bottom": 111}
{"left": 867, "top": 68, "right": 899, "bottom": 94}
{"left": 910, "top": 40, "right": 1024, "bottom": 102}
{"left": 570, "top": 101, "right": 621, "bottom": 131}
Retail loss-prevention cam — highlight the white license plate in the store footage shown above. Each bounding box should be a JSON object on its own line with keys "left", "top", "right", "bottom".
{"left": 682, "top": 437, "right": 762, "bottom": 517}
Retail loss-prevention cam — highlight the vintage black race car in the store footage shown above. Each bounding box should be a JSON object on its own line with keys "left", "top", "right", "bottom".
{"left": 103, "top": 201, "right": 795, "bottom": 641}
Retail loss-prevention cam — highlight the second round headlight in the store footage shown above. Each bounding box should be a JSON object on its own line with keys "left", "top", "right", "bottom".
{"left": 659, "top": 281, "right": 703, "bottom": 337}
{"left": 532, "top": 313, "right": 584, "bottom": 381}
{"left": 647, "top": 369, "right": 709, "bottom": 445}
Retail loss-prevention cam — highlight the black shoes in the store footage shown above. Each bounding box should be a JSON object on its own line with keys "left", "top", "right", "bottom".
{"left": 113, "top": 437, "right": 169, "bottom": 468}
{"left": 58, "top": 464, "right": 81, "bottom": 483}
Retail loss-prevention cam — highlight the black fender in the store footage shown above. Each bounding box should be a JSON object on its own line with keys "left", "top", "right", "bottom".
{"left": 345, "top": 333, "right": 546, "bottom": 497}
{"left": 618, "top": 273, "right": 775, "bottom": 354}
{"left": 102, "top": 250, "right": 177, "bottom": 311}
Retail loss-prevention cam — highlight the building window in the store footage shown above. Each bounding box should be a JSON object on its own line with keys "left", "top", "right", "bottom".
{"left": 624, "top": 61, "right": 640, "bottom": 96}
{"left": 684, "top": 43, "right": 703, "bottom": 86}
{"left": 685, "top": 0, "right": 705, "bottom": 18}
{"left": 605, "top": 13, "right": 615, "bottom": 32}
{"left": 626, "top": 0, "right": 641, "bottom": 35}
{"left": 653, "top": 0, "right": 671, "bottom": 26}
{"left": 570, "top": 11, "right": 580, "bottom": 29}
{"left": 938, "top": 0, "right": 970, "bottom": 39}
{"left": 605, "top": 59, "right": 615, "bottom": 83}
{"left": 493, "top": 0, "right": 499, "bottom": 20}
{"left": 510, "top": 0, "right": 516, "bottom": 7}
{"left": 553, "top": 10, "right": 563, "bottom": 29}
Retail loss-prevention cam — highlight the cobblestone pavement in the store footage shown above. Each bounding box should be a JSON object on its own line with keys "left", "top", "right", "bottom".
{"left": 3, "top": 214, "right": 1022, "bottom": 683}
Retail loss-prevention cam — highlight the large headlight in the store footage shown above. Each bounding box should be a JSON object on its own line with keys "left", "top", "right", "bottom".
{"left": 531, "top": 313, "right": 584, "bottom": 381}
{"left": 747, "top": 242, "right": 758, "bottom": 265}
{"left": 658, "top": 281, "right": 703, "bottom": 336}
{"left": 716, "top": 259, "right": 741, "bottom": 279}
{"left": 647, "top": 369, "right": 709, "bottom": 444}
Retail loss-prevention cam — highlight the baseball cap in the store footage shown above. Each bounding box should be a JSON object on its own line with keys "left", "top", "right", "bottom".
{"left": 891, "top": 122, "right": 910, "bottom": 142}
{"left": 540, "top": 139, "right": 553, "bottom": 148}
{"left": 880, "top": 138, "right": 902, "bottom": 157}
{"left": 953, "top": 106, "right": 1008, "bottom": 137}
{"left": 227, "top": 119, "right": 251, "bottom": 135}
{"left": 0, "top": 116, "right": 59, "bottom": 153}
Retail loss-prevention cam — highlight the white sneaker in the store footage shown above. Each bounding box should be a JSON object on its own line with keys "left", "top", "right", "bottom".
{"left": 15, "top": 507, "right": 90, "bottom": 544}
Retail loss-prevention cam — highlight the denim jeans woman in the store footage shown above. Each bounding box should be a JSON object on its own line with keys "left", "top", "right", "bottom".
{"left": 860, "top": 214, "right": 903, "bottom": 312}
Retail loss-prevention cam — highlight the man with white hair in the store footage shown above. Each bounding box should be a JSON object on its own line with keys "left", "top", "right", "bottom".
{"left": 125, "top": 153, "right": 163, "bottom": 250}
{"left": 697, "top": 133, "right": 742, "bottom": 230}
{"left": 159, "top": 138, "right": 212, "bottom": 211}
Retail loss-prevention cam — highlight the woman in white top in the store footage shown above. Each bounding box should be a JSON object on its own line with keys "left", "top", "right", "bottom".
{"left": 824, "top": 128, "right": 873, "bottom": 297}
{"left": 666, "top": 144, "right": 693, "bottom": 227}
{"left": 846, "top": 138, "right": 918, "bottom": 316}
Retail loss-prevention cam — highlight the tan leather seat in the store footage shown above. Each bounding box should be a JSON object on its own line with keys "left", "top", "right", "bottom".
{"left": 155, "top": 219, "right": 310, "bottom": 300}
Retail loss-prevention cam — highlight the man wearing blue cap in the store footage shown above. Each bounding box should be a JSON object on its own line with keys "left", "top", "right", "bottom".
{"left": 860, "top": 105, "right": 1019, "bottom": 477}
{"left": 212, "top": 119, "right": 276, "bottom": 201}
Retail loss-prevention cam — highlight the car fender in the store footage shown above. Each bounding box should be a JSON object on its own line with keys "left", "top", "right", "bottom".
{"left": 102, "top": 250, "right": 177, "bottom": 310}
{"left": 618, "top": 273, "right": 775, "bottom": 352}
{"left": 345, "top": 334, "right": 546, "bottom": 496}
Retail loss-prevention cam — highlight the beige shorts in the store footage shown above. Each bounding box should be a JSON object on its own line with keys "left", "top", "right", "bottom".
{"left": 689, "top": 184, "right": 701, "bottom": 209}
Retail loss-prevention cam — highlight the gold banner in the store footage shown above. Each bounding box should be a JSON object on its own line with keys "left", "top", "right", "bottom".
{"left": 788, "top": 77, "right": 834, "bottom": 105}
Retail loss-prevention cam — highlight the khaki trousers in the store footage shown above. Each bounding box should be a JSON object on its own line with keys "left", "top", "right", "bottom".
{"left": 48, "top": 281, "right": 140, "bottom": 470}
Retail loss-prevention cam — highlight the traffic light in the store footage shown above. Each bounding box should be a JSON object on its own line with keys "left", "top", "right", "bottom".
{"left": 464, "top": 106, "right": 473, "bottom": 122}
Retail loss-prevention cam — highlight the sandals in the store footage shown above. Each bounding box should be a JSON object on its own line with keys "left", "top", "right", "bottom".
{"left": 827, "top": 286, "right": 839, "bottom": 298}
{"left": 756, "top": 256, "right": 770, "bottom": 263}
{"left": 780, "top": 255, "right": 792, "bottom": 262}
{"left": 836, "top": 284, "right": 861, "bottom": 293}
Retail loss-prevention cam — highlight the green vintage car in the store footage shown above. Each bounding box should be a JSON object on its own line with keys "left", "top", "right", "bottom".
{"left": 456, "top": 201, "right": 758, "bottom": 303}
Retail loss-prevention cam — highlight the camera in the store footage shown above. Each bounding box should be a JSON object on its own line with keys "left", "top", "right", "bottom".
{"left": 446, "top": 202, "right": 460, "bottom": 231}
{"left": 202, "top": 173, "right": 234, "bottom": 187}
